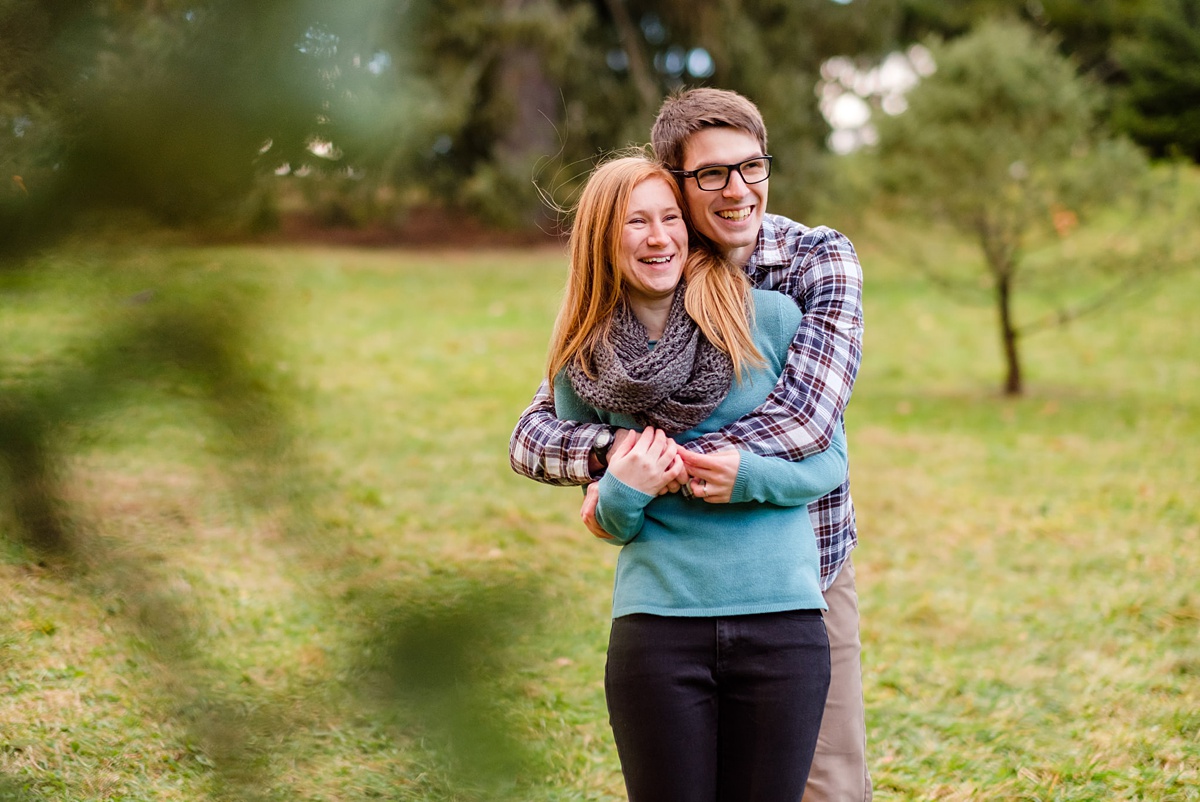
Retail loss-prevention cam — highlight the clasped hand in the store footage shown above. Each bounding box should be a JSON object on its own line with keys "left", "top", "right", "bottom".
{"left": 580, "top": 427, "right": 742, "bottom": 540}
{"left": 607, "top": 426, "right": 687, "bottom": 497}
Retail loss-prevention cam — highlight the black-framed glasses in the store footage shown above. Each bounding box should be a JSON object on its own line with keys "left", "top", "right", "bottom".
{"left": 672, "top": 155, "right": 773, "bottom": 191}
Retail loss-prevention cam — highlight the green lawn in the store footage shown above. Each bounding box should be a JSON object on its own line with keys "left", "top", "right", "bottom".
{"left": 1, "top": 231, "right": 1197, "bottom": 801}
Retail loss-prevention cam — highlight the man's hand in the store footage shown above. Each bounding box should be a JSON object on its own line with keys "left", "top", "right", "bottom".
{"left": 580, "top": 482, "right": 616, "bottom": 540}
{"left": 658, "top": 432, "right": 691, "bottom": 495}
{"left": 611, "top": 427, "right": 636, "bottom": 454}
{"left": 679, "top": 449, "right": 741, "bottom": 504}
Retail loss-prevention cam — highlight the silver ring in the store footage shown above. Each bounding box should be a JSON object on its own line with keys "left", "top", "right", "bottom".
{"left": 697, "top": 479, "right": 707, "bottom": 497}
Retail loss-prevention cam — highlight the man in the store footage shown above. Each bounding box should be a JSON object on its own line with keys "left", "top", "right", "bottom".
{"left": 510, "top": 87, "right": 869, "bottom": 801}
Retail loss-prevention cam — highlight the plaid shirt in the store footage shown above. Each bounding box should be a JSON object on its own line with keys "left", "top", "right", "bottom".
{"left": 509, "top": 213, "right": 864, "bottom": 589}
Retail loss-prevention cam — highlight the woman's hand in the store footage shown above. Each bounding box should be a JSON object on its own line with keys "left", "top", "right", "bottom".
{"left": 607, "top": 426, "right": 685, "bottom": 497}
{"left": 679, "top": 449, "right": 741, "bottom": 504}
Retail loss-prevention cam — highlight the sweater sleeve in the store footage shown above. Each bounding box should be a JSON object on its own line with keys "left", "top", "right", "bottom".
{"left": 729, "top": 425, "right": 848, "bottom": 507}
{"left": 550, "top": 374, "right": 652, "bottom": 544}
{"left": 593, "top": 471, "right": 655, "bottom": 545}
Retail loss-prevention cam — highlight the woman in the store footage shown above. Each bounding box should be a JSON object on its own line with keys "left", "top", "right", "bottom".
{"left": 544, "top": 155, "right": 848, "bottom": 802}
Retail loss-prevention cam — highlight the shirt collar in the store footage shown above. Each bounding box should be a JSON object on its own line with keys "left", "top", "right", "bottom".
{"left": 745, "top": 214, "right": 789, "bottom": 274}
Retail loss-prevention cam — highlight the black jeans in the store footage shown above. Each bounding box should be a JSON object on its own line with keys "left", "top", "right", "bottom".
{"left": 605, "top": 610, "right": 831, "bottom": 802}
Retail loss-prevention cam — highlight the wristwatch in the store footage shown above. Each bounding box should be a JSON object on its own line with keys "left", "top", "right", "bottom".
{"left": 592, "top": 428, "right": 615, "bottom": 470}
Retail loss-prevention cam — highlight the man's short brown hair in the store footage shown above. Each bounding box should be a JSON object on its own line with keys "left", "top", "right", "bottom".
{"left": 650, "top": 87, "right": 769, "bottom": 172}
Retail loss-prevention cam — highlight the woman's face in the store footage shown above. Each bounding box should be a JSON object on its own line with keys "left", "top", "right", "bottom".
{"left": 617, "top": 177, "right": 689, "bottom": 307}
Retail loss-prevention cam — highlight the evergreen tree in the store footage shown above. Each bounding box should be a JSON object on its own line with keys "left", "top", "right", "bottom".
{"left": 1114, "top": 0, "right": 1200, "bottom": 161}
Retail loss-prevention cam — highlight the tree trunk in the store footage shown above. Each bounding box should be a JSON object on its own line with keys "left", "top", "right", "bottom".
{"left": 996, "top": 271, "right": 1022, "bottom": 396}
{"left": 602, "top": 0, "right": 659, "bottom": 119}
{"left": 978, "top": 215, "right": 1024, "bottom": 396}
{"left": 492, "top": 0, "right": 562, "bottom": 228}
{"left": 495, "top": 0, "right": 560, "bottom": 166}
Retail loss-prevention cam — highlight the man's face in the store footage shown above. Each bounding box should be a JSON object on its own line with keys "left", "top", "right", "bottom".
{"left": 680, "top": 127, "right": 768, "bottom": 267}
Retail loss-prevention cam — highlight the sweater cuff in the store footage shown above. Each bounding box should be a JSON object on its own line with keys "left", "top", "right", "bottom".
{"left": 596, "top": 471, "right": 654, "bottom": 543}
{"left": 597, "top": 470, "right": 655, "bottom": 507}
{"left": 730, "top": 453, "right": 751, "bottom": 503}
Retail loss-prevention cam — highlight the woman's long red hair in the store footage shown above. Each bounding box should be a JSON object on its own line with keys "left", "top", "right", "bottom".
{"left": 545, "top": 155, "right": 762, "bottom": 385}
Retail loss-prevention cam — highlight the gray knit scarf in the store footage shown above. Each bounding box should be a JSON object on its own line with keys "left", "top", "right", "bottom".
{"left": 567, "top": 282, "right": 734, "bottom": 434}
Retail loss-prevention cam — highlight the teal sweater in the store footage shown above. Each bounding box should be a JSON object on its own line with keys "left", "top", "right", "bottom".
{"left": 554, "top": 290, "right": 849, "bottom": 619}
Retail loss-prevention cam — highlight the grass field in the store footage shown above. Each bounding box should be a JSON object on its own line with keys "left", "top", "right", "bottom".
{"left": 1, "top": 224, "right": 1197, "bottom": 801}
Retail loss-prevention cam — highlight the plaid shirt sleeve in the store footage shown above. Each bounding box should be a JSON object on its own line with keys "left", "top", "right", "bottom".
{"left": 686, "top": 219, "right": 864, "bottom": 460}
{"left": 508, "top": 379, "right": 610, "bottom": 486}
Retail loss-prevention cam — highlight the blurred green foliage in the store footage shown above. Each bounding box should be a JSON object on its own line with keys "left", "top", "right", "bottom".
{"left": 3, "top": 0, "right": 1197, "bottom": 243}
{"left": 0, "top": 269, "right": 282, "bottom": 556}
{"left": 0, "top": 253, "right": 550, "bottom": 798}
{"left": 897, "top": 0, "right": 1153, "bottom": 78}
{"left": 0, "top": 1, "right": 413, "bottom": 254}
{"left": 353, "top": 578, "right": 545, "bottom": 792}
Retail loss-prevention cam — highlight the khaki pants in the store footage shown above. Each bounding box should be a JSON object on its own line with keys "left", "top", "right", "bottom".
{"left": 804, "top": 558, "right": 872, "bottom": 802}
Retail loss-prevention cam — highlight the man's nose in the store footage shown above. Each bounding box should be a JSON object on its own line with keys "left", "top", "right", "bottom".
{"left": 723, "top": 168, "right": 749, "bottom": 197}
{"left": 720, "top": 169, "right": 748, "bottom": 196}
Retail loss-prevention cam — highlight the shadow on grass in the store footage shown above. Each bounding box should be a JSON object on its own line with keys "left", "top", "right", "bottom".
{"left": 0, "top": 776, "right": 39, "bottom": 802}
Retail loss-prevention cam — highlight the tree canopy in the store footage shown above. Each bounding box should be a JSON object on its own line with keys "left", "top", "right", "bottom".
{"left": 2, "top": 0, "right": 1196, "bottom": 246}
{"left": 0, "top": 0, "right": 908, "bottom": 243}
{"left": 894, "top": 0, "right": 1197, "bottom": 160}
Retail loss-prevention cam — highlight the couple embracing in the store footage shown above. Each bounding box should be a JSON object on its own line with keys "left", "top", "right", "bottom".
{"left": 510, "top": 88, "right": 869, "bottom": 802}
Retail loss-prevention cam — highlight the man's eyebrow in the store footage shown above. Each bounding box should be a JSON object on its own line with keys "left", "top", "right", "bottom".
{"left": 687, "top": 155, "right": 765, "bottom": 170}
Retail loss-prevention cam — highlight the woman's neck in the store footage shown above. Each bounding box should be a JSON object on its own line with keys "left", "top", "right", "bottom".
{"left": 627, "top": 294, "right": 674, "bottom": 341}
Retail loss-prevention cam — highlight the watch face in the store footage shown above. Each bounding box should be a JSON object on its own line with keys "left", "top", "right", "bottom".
{"left": 596, "top": 430, "right": 613, "bottom": 449}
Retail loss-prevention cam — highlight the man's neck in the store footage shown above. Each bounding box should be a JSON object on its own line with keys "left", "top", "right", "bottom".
{"left": 724, "top": 241, "right": 757, "bottom": 269}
